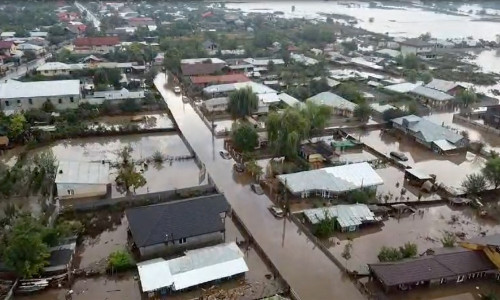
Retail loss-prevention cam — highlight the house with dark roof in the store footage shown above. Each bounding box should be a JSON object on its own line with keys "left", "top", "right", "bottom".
{"left": 425, "top": 79, "right": 466, "bottom": 96}
{"left": 73, "top": 37, "right": 120, "bottom": 54}
{"left": 369, "top": 248, "right": 498, "bottom": 293}
{"left": 391, "top": 115, "right": 467, "bottom": 154}
{"left": 189, "top": 73, "right": 250, "bottom": 87}
{"left": 410, "top": 85, "right": 454, "bottom": 107}
{"left": 126, "top": 194, "right": 230, "bottom": 258}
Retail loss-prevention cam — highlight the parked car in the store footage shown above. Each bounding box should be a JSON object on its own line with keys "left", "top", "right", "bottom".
{"left": 233, "top": 163, "right": 245, "bottom": 173}
{"left": 174, "top": 86, "right": 181, "bottom": 93}
{"left": 251, "top": 184, "right": 264, "bottom": 195}
{"left": 219, "top": 150, "right": 231, "bottom": 159}
{"left": 390, "top": 151, "right": 408, "bottom": 161}
{"left": 268, "top": 205, "right": 285, "bottom": 218}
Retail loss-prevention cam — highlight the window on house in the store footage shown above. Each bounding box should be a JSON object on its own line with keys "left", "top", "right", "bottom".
{"left": 47, "top": 98, "right": 51, "bottom": 103}
{"left": 5, "top": 101, "right": 9, "bottom": 107}
{"left": 440, "top": 278, "right": 446, "bottom": 284}
{"left": 70, "top": 97, "right": 74, "bottom": 103}
{"left": 457, "top": 275, "right": 465, "bottom": 283}
{"left": 17, "top": 99, "right": 20, "bottom": 104}
{"left": 29, "top": 98, "right": 33, "bottom": 105}
{"left": 58, "top": 99, "right": 62, "bottom": 104}
{"left": 178, "top": 237, "right": 187, "bottom": 244}
{"left": 67, "top": 189, "right": 75, "bottom": 195}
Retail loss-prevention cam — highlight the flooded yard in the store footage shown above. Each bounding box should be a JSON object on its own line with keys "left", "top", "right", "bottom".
{"left": 1, "top": 133, "right": 206, "bottom": 200}
{"left": 93, "top": 112, "right": 175, "bottom": 130}
{"left": 375, "top": 166, "right": 437, "bottom": 203}
{"left": 40, "top": 206, "right": 285, "bottom": 300}
{"left": 350, "top": 129, "right": 486, "bottom": 192}
{"left": 328, "top": 203, "right": 500, "bottom": 273}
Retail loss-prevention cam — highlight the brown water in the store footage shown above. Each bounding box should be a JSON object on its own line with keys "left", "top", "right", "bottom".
{"left": 1, "top": 133, "right": 205, "bottom": 198}
{"left": 155, "top": 73, "right": 364, "bottom": 300}
{"left": 352, "top": 129, "right": 486, "bottom": 192}
{"left": 329, "top": 203, "right": 500, "bottom": 272}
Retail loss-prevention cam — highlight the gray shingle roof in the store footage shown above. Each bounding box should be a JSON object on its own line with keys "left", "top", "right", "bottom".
{"left": 369, "top": 249, "right": 495, "bottom": 287}
{"left": 425, "top": 79, "right": 459, "bottom": 93}
{"left": 126, "top": 194, "right": 230, "bottom": 247}
{"left": 392, "top": 115, "right": 463, "bottom": 144}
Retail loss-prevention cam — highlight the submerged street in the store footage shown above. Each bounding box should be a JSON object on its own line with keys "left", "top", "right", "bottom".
{"left": 155, "top": 73, "right": 364, "bottom": 300}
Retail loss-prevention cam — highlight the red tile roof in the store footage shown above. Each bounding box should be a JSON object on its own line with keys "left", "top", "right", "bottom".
{"left": 74, "top": 37, "right": 120, "bottom": 47}
{"left": 190, "top": 74, "right": 250, "bottom": 85}
{"left": 0, "top": 41, "right": 14, "bottom": 50}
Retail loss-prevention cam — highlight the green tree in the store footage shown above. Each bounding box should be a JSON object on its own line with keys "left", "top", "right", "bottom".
{"left": 461, "top": 173, "right": 487, "bottom": 196}
{"left": 382, "top": 108, "right": 406, "bottom": 122}
{"left": 267, "top": 60, "right": 275, "bottom": 72}
{"left": 457, "top": 88, "right": 478, "bottom": 107}
{"left": 404, "top": 69, "right": 418, "bottom": 83}
{"left": 119, "top": 98, "right": 141, "bottom": 113}
{"left": 441, "top": 231, "right": 456, "bottom": 247}
{"left": 266, "top": 108, "right": 308, "bottom": 160}
{"left": 313, "top": 210, "right": 336, "bottom": 238}
{"left": 8, "top": 113, "right": 26, "bottom": 141}
{"left": 399, "top": 242, "right": 418, "bottom": 258}
{"left": 108, "top": 250, "right": 134, "bottom": 272}
{"left": 3, "top": 216, "right": 50, "bottom": 278}
{"left": 378, "top": 246, "right": 403, "bottom": 262}
{"left": 301, "top": 101, "right": 332, "bottom": 133}
{"left": 341, "top": 241, "right": 353, "bottom": 260}
{"left": 227, "top": 87, "right": 258, "bottom": 118}
{"left": 336, "top": 83, "right": 365, "bottom": 103}
{"left": 341, "top": 41, "right": 358, "bottom": 52}
{"left": 245, "top": 159, "right": 263, "bottom": 180}
{"left": 482, "top": 157, "right": 500, "bottom": 189}
{"left": 419, "top": 71, "right": 433, "bottom": 84}
{"left": 231, "top": 121, "right": 259, "bottom": 152}
{"left": 115, "top": 146, "right": 147, "bottom": 193}
{"left": 353, "top": 101, "right": 371, "bottom": 122}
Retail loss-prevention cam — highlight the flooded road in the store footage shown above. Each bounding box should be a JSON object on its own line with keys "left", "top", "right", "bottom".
{"left": 226, "top": 1, "right": 500, "bottom": 40}
{"left": 155, "top": 73, "right": 364, "bottom": 300}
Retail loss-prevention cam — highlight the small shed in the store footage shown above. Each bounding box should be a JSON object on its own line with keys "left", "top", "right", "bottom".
{"left": 404, "top": 168, "right": 433, "bottom": 186}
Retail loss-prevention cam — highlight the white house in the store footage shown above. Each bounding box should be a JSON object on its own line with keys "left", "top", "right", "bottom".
{"left": 277, "top": 162, "right": 384, "bottom": 198}
{"left": 55, "top": 161, "right": 110, "bottom": 200}
{"left": 137, "top": 242, "right": 248, "bottom": 294}
{"left": 85, "top": 88, "right": 145, "bottom": 105}
{"left": 307, "top": 91, "right": 357, "bottom": 117}
{"left": 0, "top": 79, "right": 81, "bottom": 112}
{"left": 36, "top": 62, "right": 81, "bottom": 76}
{"left": 399, "top": 38, "right": 435, "bottom": 59}
{"left": 16, "top": 43, "right": 45, "bottom": 56}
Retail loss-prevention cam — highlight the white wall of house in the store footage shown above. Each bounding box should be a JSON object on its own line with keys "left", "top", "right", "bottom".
{"left": 56, "top": 182, "right": 108, "bottom": 199}
{"left": 1, "top": 94, "right": 80, "bottom": 111}
{"left": 74, "top": 45, "right": 116, "bottom": 54}
{"left": 401, "top": 45, "right": 433, "bottom": 56}
{"left": 38, "top": 69, "right": 71, "bottom": 76}
{"left": 139, "top": 231, "right": 224, "bottom": 258}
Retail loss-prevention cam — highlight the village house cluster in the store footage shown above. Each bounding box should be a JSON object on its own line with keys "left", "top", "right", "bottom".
{"left": 0, "top": 1, "right": 499, "bottom": 300}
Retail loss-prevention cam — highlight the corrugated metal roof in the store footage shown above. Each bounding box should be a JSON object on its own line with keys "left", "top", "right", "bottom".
{"left": 0, "top": 79, "right": 80, "bottom": 99}
{"left": 55, "top": 161, "right": 110, "bottom": 185}
{"left": 303, "top": 204, "right": 375, "bottom": 228}
{"left": 278, "top": 162, "right": 383, "bottom": 194}
{"left": 411, "top": 85, "right": 454, "bottom": 101}
{"left": 137, "top": 243, "right": 248, "bottom": 292}
{"left": 278, "top": 93, "right": 304, "bottom": 108}
{"left": 433, "top": 139, "right": 457, "bottom": 151}
{"left": 384, "top": 82, "right": 422, "bottom": 93}
{"left": 392, "top": 115, "right": 463, "bottom": 144}
{"left": 203, "top": 81, "right": 277, "bottom": 95}
{"left": 307, "top": 92, "right": 357, "bottom": 112}
{"left": 425, "top": 79, "right": 458, "bottom": 93}
{"left": 370, "top": 103, "right": 395, "bottom": 113}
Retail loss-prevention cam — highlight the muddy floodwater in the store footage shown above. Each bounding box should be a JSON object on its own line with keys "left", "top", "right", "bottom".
{"left": 155, "top": 74, "right": 365, "bottom": 300}
{"left": 350, "top": 128, "right": 486, "bottom": 192}
{"left": 329, "top": 203, "right": 500, "bottom": 272}
{"left": 227, "top": 1, "right": 500, "bottom": 40}
{"left": 1, "top": 133, "right": 205, "bottom": 199}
